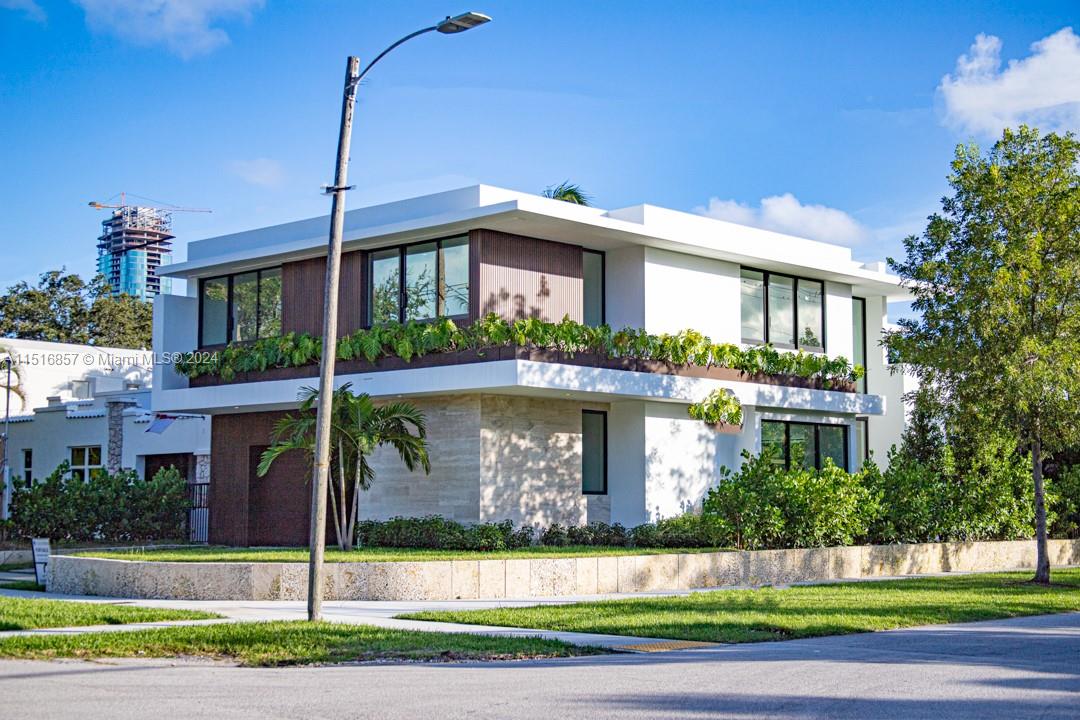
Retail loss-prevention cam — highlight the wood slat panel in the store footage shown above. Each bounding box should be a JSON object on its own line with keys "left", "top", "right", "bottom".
{"left": 281, "top": 250, "right": 365, "bottom": 336}
{"left": 471, "top": 229, "right": 583, "bottom": 323}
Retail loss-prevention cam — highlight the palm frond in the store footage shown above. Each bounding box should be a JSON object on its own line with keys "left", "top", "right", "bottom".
{"left": 542, "top": 181, "right": 592, "bottom": 206}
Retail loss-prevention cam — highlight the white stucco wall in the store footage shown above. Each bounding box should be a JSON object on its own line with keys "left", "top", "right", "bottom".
{"left": 642, "top": 247, "right": 741, "bottom": 342}
{"left": 824, "top": 282, "right": 854, "bottom": 360}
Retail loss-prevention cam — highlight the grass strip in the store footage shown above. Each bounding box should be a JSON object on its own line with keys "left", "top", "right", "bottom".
{"left": 0, "top": 621, "right": 602, "bottom": 666}
{"left": 0, "top": 581, "right": 45, "bottom": 592}
{"left": 79, "top": 545, "right": 726, "bottom": 563}
{"left": 401, "top": 569, "right": 1080, "bottom": 643}
{"left": 0, "top": 595, "right": 219, "bottom": 631}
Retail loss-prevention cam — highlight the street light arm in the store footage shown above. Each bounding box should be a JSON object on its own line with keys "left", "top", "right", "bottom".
{"left": 356, "top": 26, "right": 438, "bottom": 84}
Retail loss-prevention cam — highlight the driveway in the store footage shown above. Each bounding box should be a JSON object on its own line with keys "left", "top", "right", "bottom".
{"left": 0, "top": 612, "right": 1076, "bottom": 719}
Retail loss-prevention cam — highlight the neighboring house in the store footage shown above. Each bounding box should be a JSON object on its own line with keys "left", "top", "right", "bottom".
{"left": 1, "top": 338, "right": 211, "bottom": 540}
{"left": 153, "top": 185, "right": 913, "bottom": 547}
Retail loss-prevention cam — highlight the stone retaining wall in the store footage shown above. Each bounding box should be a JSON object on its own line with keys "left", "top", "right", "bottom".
{"left": 47, "top": 539, "right": 1080, "bottom": 601}
{"left": 0, "top": 549, "right": 32, "bottom": 567}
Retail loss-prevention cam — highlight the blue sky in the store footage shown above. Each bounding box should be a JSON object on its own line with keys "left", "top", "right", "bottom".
{"left": 2, "top": 1, "right": 1078, "bottom": 310}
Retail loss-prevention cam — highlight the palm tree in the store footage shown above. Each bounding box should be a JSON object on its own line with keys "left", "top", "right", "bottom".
{"left": 257, "top": 383, "right": 430, "bottom": 550}
{"left": 0, "top": 344, "right": 25, "bottom": 411}
{"left": 542, "top": 181, "right": 592, "bottom": 206}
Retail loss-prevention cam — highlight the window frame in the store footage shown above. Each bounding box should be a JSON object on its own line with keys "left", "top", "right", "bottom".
{"left": 581, "top": 409, "right": 608, "bottom": 496}
{"left": 69, "top": 445, "right": 103, "bottom": 482}
{"left": 365, "top": 234, "right": 472, "bottom": 327}
{"left": 852, "top": 296, "right": 868, "bottom": 393}
{"left": 198, "top": 267, "right": 283, "bottom": 348}
{"left": 760, "top": 419, "right": 849, "bottom": 472}
{"left": 582, "top": 248, "right": 606, "bottom": 326}
{"left": 741, "top": 266, "right": 827, "bottom": 353}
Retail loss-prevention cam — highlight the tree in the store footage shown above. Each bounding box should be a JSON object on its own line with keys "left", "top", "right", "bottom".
{"left": 257, "top": 384, "right": 430, "bottom": 550}
{"left": 0, "top": 343, "right": 26, "bottom": 411}
{"left": 0, "top": 270, "right": 152, "bottom": 349}
{"left": 542, "top": 181, "right": 591, "bottom": 206}
{"left": 887, "top": 126, "right": 1080, "bottom": 583}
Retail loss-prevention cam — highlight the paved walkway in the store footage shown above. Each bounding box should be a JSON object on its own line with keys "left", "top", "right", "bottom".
{"left": 1, "top": 612, "right": 1077, "bottom": 719}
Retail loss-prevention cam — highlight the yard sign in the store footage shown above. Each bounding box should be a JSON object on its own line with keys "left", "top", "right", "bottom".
{"left": 31, "top": 537, "right": 51, "bottom": 586}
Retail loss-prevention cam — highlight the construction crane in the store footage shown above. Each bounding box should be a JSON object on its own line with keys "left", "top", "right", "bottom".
{"left": 88, "top": 193, "right": 212, "bottom": 300}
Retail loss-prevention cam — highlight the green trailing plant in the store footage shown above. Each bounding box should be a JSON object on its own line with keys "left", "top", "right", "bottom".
{"left": 688, "top": 389, "right": 743, "bottom": 426}
{"left": 176, "top": 315, "right": 865, "bottom": 388}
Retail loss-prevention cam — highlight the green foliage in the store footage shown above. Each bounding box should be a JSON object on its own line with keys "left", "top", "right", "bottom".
{"left": 629, "top": 514, "right": 729, "bottom": 549}
{"left": 0, "top": 270, "right": 151, "bottom": 349}
{"left": 355, "top": 516, "right": 533, "bottom": 551}
{"left": 258, "top": 384, "right": 430, "bottom": 552}
{"left": 1049, "top": 465, "right": 1080, "bottom": 539}
{"left": 9, "top": 464, "right": 188, "bottom": 542}
{"left": 541, "top": 181, "right": 591, "bottom": 206}
{"left": 177, "top": 314, "right": 864, "bottom": 388}
{"left": 688, "top": 389, "right": 743, "bottom": 426}
{"left": 703, "top": 450, "right": 876, "bottom": 550}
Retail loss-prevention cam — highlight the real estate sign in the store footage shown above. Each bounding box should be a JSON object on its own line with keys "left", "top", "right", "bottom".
{"left": 31, "top": 538, "right": 50, "bottom": 586}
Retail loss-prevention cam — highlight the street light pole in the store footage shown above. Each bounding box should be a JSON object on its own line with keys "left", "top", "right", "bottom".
{"left": 1, "top": 356, "right": 12, "bottom": 520}
{"left": 307, "top": 12, "right": 491, "bottom": 622}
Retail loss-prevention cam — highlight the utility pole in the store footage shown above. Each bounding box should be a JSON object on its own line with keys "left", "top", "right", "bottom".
{"left": 308, "top": 56, "right": 360, "bottom": 622}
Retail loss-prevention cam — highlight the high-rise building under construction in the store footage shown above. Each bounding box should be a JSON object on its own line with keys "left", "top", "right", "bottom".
{"left": 95, "top": 205, "right": 174, "bottom": 300}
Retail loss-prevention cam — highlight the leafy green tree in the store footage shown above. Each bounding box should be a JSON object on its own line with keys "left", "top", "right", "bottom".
{"left": 0, "top": 270, "right": 152, "bottom": 349}
{"left": 257, "top": 384, "right": 430, "bottom": 550}
{"left": 542, "top": 181, "right": 591, "bottom": 206}
{"left": 887, "top": 127, "right": 1080, "bottom": 583}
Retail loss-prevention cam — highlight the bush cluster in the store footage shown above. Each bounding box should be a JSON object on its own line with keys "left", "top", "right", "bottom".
{"left": 10, "top": 464, "right": 189, "bottom": 543}
{"left": 176, "top": 314, "right": 863, "bottom": 388}
{"left": 355, "top": 516, "right": 534, "bottom": 551}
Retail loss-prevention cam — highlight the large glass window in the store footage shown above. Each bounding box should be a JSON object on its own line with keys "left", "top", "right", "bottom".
{"left": 740, "top": 269, "right": 766, "bottom": 343}
{"left": 854, "top": 417, "right": 869, "bottom": 470}
{"left": 767, "top": 275, "right": 796, "bottom": 347}
{"left": 581, "top": 410, "right": 607, "bottom": 495}
{"left": 69, "top": 445, "right": 102, "bottom": 482}
{"left": 198, "top": 268, "right": 283, "bottom": 346}
{"left": 440, "top": 236, "right": 470, "bottom": 317}
{"left": 369, "top": 248, "right": 402, "bottom": 325}
{"left": 583, "top": 250, "right": 605, "bottom": 326}
{"left": 368, "top": 236, "right": 470, "bottom": 325}
{"left": 761, "top": 420, "right": 848, "bottom": 471}
{"left": 852, "top": 297, "right": 867, "bottom": 393}
{"left": 741, "top": 269, "right": 826, "bottom": 351}
{"left": 796, "top": 279, "right": 824, "bottom": 351}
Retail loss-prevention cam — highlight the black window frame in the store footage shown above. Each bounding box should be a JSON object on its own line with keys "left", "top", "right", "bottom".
{"left": 741, "top": 267, "right": 827, "bottom": 353}
{"left": 22, "top": 448, "right": 31, "bottom": 487}
{"left": 581, "top": 409, "right": 608, "bottom": 496}
{"left": 761, "top": 419, "right": 849, "bottom": 472}
{"left": 366, "top": 235, "right": 471, "bottom": 327}
{"left": 197, "top": 267, "right": 283, "bottom": 348}
{"left": 582, "top": 248, "right": 606, "bottom": 326}
{"left": 852, "top": 296, "right": 868, "bottom": 393}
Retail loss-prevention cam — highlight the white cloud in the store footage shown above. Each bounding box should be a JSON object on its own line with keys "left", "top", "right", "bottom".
{"left": 939, "top": 27, "right": 1080, "bottom": 136}
{"left": 0, "top": 0, "right": 45, "bottom": 22}
{"left": 694, "top": 193, "right": 868, "bottom": 246}
{"left": 228, "top": 157, "right": 285, "bottom": 188}
{"left": 75, "top": 0, "right": 263, "bottom": 59}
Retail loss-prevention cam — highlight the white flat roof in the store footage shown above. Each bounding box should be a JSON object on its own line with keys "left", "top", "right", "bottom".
{"left": 163, "top": 184, "right": 909, "bottom": 299}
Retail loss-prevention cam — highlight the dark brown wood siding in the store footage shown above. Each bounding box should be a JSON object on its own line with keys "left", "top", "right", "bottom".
{"left": 469, "top": 229, "right": 584, "bottom": 323}
{"left": 281, "top": 250, "right": 366, "bottom": 337}
{"left": 209, "top": 411, "right": 311, "bottom": 547}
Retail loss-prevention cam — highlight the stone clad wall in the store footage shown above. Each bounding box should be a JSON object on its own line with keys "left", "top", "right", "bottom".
{"left": 48, "top": 539, "right": 1080, "bottom": 601}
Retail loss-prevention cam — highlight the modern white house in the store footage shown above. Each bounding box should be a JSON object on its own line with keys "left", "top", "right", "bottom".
{"left": 153, "top": 185, "right": 912, "bottom": 546}
{"left": 0, "top": 338, "right": 211, "bottom": 537}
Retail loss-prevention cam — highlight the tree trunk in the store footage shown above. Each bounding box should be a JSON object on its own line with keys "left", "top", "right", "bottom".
{"left": 1032, "top": 438, "right": 1050, "bottom": 584}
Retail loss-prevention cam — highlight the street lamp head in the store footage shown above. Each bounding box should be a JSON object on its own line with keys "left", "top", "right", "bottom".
{"left": 436, "top": 11, "right": 491, "bottom": 34}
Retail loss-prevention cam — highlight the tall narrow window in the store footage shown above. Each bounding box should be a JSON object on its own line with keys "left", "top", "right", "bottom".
{"left": 200, "top": 276, "right": 229, "bottom": 346}
{"left": 788, "top": 423, "right": 817, "bottom": 470}
{"left": 258, "top": 268, "right": 283, "bottom": 339}
{"left": 439, "top": 236, "right": 470, "bottom": 317}
{"left": 405, "top": 242, "right": 438, "bottom": 321}
{"left": 761, "top": 420, "right": 787, "bottom": 467}
{"left": 796, "top": 279, "right": 824, "bottom": 351}
{"left": 852, "top": 297, "right": 867, "bottom": 393}
{"left": 22, "top": 448, "right": 32, "bottom": 486}
{"left": 740, "top": 269, "right": 766, "bottom": 343}
{"left": 767, "top": 274, "right": 796, "bottom": 347}
{"left": 369, "top": 248, "right": 401, "bottom": 325}
{"left": 583, "top": 250, "right": 605, "bottom": 326}
{"left": 231, "top": 272, "right": 259, "bottom": 342}
{"left": 854, "top": 417, "right": 869, "bottom": 469}
{"left": 581, "top": 410, "right": 607, "bottom": 495}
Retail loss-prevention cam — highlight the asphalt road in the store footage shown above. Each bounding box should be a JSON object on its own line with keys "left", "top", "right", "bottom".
{"left": 0, "top": 612, "right": 1077, "bottom": 719}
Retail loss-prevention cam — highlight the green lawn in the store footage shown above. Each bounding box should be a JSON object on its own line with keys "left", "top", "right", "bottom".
{"left": 0, "top": 595, "right": 219, "bottom": 631}
{"left": 0, "top": 621, "right": 602, "bottom": 666}
{"left": 402, "top": 569, "right": 1080, "bottom": 643}
{"left": 80, "top": 545, "right": 724, "bottom": 563}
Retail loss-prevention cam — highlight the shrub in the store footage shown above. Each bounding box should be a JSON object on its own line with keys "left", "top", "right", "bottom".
{"left": 10, "top": 463, "right": 189, "bottom": 543}
{"left": 539, "top": 523, "right": 570, "bottom": 547}
{"left": 630, "top": 514, "right": 728, "bottom": 548}
{"left": 355, "top": 516, "right": 532, "bottom": 551}
{"left": 1049, "top": 465, "right": 1080, "bottom": 539}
